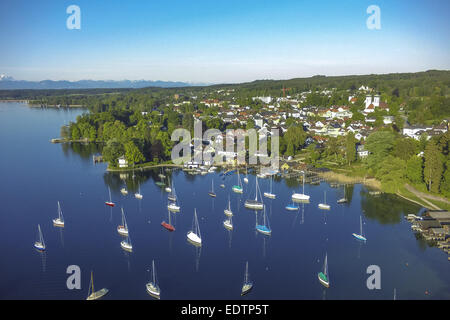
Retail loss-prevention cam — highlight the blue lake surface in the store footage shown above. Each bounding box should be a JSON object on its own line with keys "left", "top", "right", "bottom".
{"left": 0, "top": 102, "right": 449, "bottom": 300}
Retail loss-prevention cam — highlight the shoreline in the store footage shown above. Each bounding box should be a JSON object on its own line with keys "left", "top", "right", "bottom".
{"left": 317, "top": 170, "right": 382, "bottom": 190}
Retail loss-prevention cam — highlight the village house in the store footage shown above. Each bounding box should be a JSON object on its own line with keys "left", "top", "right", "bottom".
{"left": 357, "top": 144, "right": 369, "bottom": 159}
{"left": 118, "top": 156, "right": 128, "bottom": 168}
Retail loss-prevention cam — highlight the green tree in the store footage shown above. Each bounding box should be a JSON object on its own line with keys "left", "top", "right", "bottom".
{"left": 392, "top": 138, "right": 419, "bottom": 161}
{"left": 345, "top": 132, "right": 357, "bottom": 165}
{"left": 441, "top": 160, "right": 450, "bottom": 197}
{"left": 124, "top": 141, "right": 145, "bottom": 165}
{"left": 424, "top": 140, "right": 444, "bottom": 193}
{"left": 406, "top": 155, "right": 423, "bottom": 185}
{"left": 102, "top": 140, "right": 125, "bottom": 167}
{"left": 376, "top": 156, "right": 406, "bottom": 193}
{"left": 70, "top": 124, "right": 81, "bottom": 140}
{"left": 365, "top": 131, "right": 396, "bottom": 173}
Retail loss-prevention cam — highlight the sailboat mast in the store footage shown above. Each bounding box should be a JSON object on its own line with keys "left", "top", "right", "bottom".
{"left": 152, "top": 260, "right": 156, "bottom": 284}
{"left": 302, "top": 172, "right": 305, "bottom": 194}
{"left": 360, "top": 216, "right": 363, "bottom": 235}
{"left": 91, "top": 271, "right": 94, "bottom": 295}
{"left": 245, "top": 262, "right": 249, "bottom": 283}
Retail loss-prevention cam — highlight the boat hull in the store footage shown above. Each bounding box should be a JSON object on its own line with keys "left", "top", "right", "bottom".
{"left": 264, "top": 192, "right": 276, "bottom": 199}
{"left": 256, "top": 225, "right": 271, "bottom": 235}
{"left": 352, "top": 233, "right": 367, "bottom": 241}
{"left": 318, "top": 204, "right": 331, "bottom": 210}
{"left": 224, "top": 209, "right": 233, "bottom": 216}
{"left": 244, "top": 200, "right": 263, "bottom": 210}
{"left": 53, "top": 219, "right": 64, "bottom": 227}
{"left": 223, "top": 221, "right": 233, "bottom": 230}
{"left": 292, "top": 193, "right": 310, "bottom": 201}
{"left": 161, "top": 221, "right": 175, "bottom": 232}
{"left": 318, "top": 273, "right": 329, "bottom": 288}
{"left": 232, "top": 186, "right": 243, "bottom": 194}
{"left": 285, "top": 205, "right": 299, "bottom": 211}
{"left": 117, "top": 226, "right": 128, "bottom": 236}
{"left": 208, "top": 192, "right": 216, "bottom": 197}
{"left": 34, "top": 242, "right": 45, "bottom": 251}
{"left": 241, "top": 282, "right": 253, "bottom": 296}
{"left": 86, "top": 288, "right": 109, "bottom": 300}
{"left": 120, "top": 241, "right": 133, "bottom": 252}
{"left": 146, "top": 283, "right": 161, "bottom": 299}
{"left": 187, "top": 232, "right": 202, "bottom": 246}
{"left": 105, "top": 202, "right": 115, "bottom": 207}
{"left": 167, "top": 204, "right": 180, "bottom": 212}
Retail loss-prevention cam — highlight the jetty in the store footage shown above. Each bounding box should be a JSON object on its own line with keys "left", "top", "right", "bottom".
{"left": 409, "top": 210, "right": 450, "bottom": 258}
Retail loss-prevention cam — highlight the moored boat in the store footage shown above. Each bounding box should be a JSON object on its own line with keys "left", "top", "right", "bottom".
{"left": 52, "top": 201, "right": 65, "bottom": 227}
{"left": 86, "top": 271, "right": 109, "bottom": 300}
{"left": 241, "top": 261, "right": 253, "bottom": 296}
{"left": 34, "top": 224, "right": 46, "bottom": 251}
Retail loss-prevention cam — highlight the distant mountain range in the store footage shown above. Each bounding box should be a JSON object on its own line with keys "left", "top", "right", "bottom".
{"left": 0, "top": 75, "right": 197, "bottom": 89}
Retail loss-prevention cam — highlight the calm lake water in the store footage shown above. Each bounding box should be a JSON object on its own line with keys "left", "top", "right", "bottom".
{"left": 0, "top": 102, "right": 448, "bottom": 300}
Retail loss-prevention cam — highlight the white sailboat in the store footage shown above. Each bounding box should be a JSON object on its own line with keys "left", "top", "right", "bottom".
{"left": 244, "top": 177, "right": 264, "bottom": 210}
{"left": 167, "top": 181, "right": 180, "bottom": 212}
{"left": 241, "top": 261, "right": 253, "bottom": 295}
{"left": 352, "top": 216, "right": 367, "bottom": 241}
{"left": 120, "top": 186, "right": 128, "bottom": 195}
{"left": 263, "top": 175, "right": 276, "bottom": 199}
{"left": 337, "top": 184, "right": 348, "bottom": 204}
{"left": 208, "top": 179, "right": 216, "bottom": 197}
{"left": 117, "top": 208, "right": 129, "bottom": 236}
{"left": 86, "top": 271, "right": 109, "bottom": 300}
{"left": 120, "top": 235, "right": 133, "bottom": 252}
{"left": 223, "top": 215, "right": 233, "bottom": 230}
{"left": 146, "top": 260, "right": 161, "bottom": 299}
{"left": 135, "top": 183, "right": 143, "bottom": 199}
{"left": 318, "top": 253, "right": 330, "bottom": 288}
{"left": 165, "top": 176, "right": 172, "bottom": 193}
{"left": 167, "top": 201, "right": 180, "bottom": 212}
{"left": 224, "top": 196, "right": 233, "bottom": 216}
{"left": 292, "top": 171, "right": 310, "bottom": 201}
{"left": 53, "top": 201, "right": 64, "bottom": 227}
{"left": 34, "top": 224, "right": 46, "bottom": 251}
{"left": 168, "top": 179, "right": 177, "bottom": 202}
{"left": 187, "top": 209, "right": 202, "bottom": 246}
{"left": 318, "top": 191, "right": 331, "bottom": 210}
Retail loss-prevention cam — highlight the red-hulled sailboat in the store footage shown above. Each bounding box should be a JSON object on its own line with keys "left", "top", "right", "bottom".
{"left": 105, "top": 187, "right": 115, "bottom": 207}
{"left": 161, "top": 209, "right": 175, "bottom": 232}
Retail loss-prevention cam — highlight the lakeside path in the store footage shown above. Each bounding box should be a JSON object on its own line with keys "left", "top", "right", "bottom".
{"left": 401, "top": 183, "right": 450, "bottom": 210}
{"left": 404, "top": 184, "right": 450, "bottom": 205}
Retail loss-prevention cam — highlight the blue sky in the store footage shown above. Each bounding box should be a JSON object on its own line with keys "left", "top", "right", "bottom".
{"left": 0, "top": 0, "right": 449, "bottom": 83}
